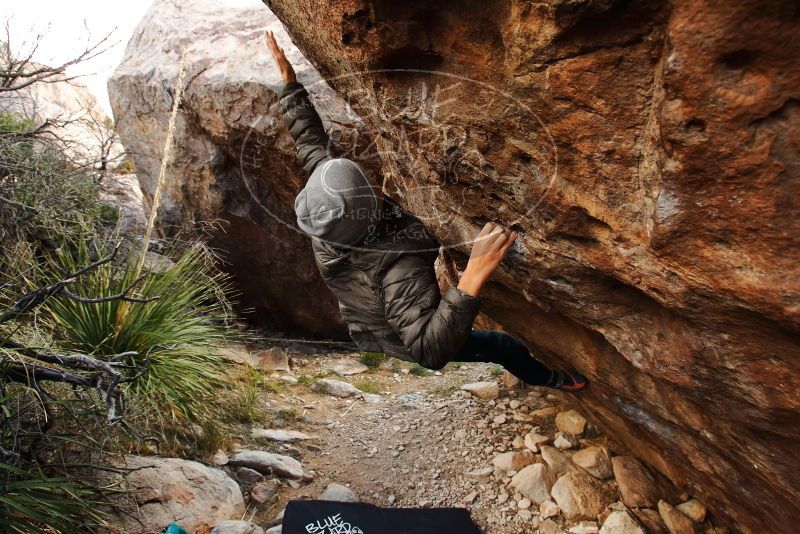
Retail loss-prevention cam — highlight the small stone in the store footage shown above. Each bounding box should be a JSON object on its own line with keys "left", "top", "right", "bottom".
{"left": 250, "top": 481, "right": 278, "bottom": 504}
{"left": 493, "top": 414, "right": 507, "bottom": 424}
{"left": 461, "top": 381, "right": 500, "bottom": 399}
{"left": 632, "top": 508, "right": 667, "bottom": 534}
{"left": 509, "top": 400, "right": 521, "bottom": 409}
{"left": 211, "top": 449, "right": 229, "bottom": 466}
{"left": 311, "top": 378, "right": 361, "bottom": 398}
{"left": 539, "top": 519, "right": 563, "bottom": 534}
{"left": 511, "top": 463, "right": 557, "bottom": 504}
{"left": 555, "top": 410, "right": 587, "bottom": 436}
{"left": 252, "top": 348, "right": 290, "bottom": 371}
{"left": 324, "top": 360, "right": 369, "bottom": 376}
{"left": 658, "top": 500, "right": 697, "bottom": 534}
{"left": 503, "top": 371, "right": 523, "bottom": 390}
{"left": 211, "top": 520, "right": 265, "bottom": 534}
{"left": 554, "top": 432, "right": 580, "bottom": 450}
{"left": 466, "top": 467, "right": 494, "bottom": 478}
{"left": 279, "top": 375, "right": 298, "bottom": 384}
{"left": 518, "top": 509, "right": 533, "bottom": 521}
{"left": 361, "top": 392, "right": 382, "bottom": 403}
{"left": 518, "top": 497, "right": 532, "bottom": 509}
{"left": 570, "top": 521, "right": 599, "bottom": 534}
{"left": 612, "top": 456, "right": 660, "bottom": 508}
{"left": 388, "top": 494, "right": 396, "bottom": 505}
{"left": 229, "top": 451, "right": 305, "bottom": 479}
{"left": 319, "top": 483, "right": 359, "bottom": 502}
{"left": 551, "top": 472, "right": 617, "bottom": 521}
{"left": 493, "top": 450, "right": 537, "bottom": 471}
{"left": 236, "top": 467, "right": 264, "bottom": 484}
{"left": 541, "top": 446, "right": 580, "bottom": 476}
{"left": 676, "top": 499, "right": 707, "bottom": 523}
{"left": 498, "top": 493, "right": 510, "bottom": 504}
{"left": 532, "top": 406, "right": 560, "bottom": 418}
{"left": 572, "top": 447, "right": 613, "bottom": 480}
{"left": 251, "top": 429, "right": 314, "bottom": 442}
{"left": 512, "top": 436, "right": 525, "bottom": 449}
{"left": 601, "top": 510, "right": 646, "bottom": 534}
{"left": 524, "top": 432, "right": 551, "bottom": 452}
{"left": 217, "top": 345, "right": 253, "bottom": 365}
{"left": 540, "top": 499, "right": 560, "bottom": 518}
{"left": 465, "top": 490, "right": 479, "bottom": 504}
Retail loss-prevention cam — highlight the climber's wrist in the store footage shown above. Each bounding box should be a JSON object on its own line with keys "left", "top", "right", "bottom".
{"left": 279, "top": 62, "right": 297, "bottom": 83}
{"left": 457, "top": 267, "right": 486, "bottom": 297}
{"left": 282, "top": 69, "right": 296, "bottom": 83}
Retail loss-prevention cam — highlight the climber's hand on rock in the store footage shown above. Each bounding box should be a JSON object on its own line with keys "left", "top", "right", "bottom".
{"left": 457, "top": 222, "right": 517, "bottom": 297}
{"left": 264, "top": 30, "right": 296, "bottom": 83}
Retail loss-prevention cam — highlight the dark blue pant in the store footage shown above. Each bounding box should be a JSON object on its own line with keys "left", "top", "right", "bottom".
{"left": 453, "top": 331, "right": 553, "bottom": 385}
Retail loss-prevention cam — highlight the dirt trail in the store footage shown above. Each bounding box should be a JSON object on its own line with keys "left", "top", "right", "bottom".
{"left": 242, "top": 348, "right": 585, "bottom": 533}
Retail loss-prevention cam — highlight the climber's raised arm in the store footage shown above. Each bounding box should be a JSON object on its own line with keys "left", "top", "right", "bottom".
{"left": 264, "top": 30, "right": 333, "bottom": 174}
{"left": 265, "top": 30, "right": 295, "bottom": 84}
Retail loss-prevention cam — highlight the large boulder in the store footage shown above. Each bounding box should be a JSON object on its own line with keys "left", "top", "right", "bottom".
{"left": 263, "top": 0, "right": 800, "bottom": 531}
{"left": 108, "top": 0, "right": 375, "bottom": 337}
{"left": 110, "top": 455, "right": 244, "bottom": 534}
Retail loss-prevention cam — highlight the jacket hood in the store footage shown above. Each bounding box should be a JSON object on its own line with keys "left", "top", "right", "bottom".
{"left": 294, "top": 158, "right": 383, "bottom": 246}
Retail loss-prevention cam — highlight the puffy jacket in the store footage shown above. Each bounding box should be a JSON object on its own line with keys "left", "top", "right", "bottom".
{"left": 279, "top": 81, "right": 481, "bottom": 368}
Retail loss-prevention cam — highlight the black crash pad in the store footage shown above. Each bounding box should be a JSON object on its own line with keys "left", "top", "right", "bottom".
{"left": 281, "top": 499, "right": 482, "bottom": 534}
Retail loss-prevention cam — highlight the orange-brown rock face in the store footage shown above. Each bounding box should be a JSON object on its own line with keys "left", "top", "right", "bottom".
{"left": 264, "top": 0, "right": 799, "bottom": 530}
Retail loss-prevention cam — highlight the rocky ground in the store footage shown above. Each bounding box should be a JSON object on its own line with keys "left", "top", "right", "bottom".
{"left": 116, "top": 343, "right": 731, "bottom": 534}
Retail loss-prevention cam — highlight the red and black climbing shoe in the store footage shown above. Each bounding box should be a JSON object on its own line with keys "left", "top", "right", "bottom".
{"left": 549, "top": 370, "right": 588, "bottom": 391}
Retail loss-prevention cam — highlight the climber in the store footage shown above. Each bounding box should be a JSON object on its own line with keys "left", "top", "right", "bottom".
{"left": 264, "top": 31, "right": 586, "bottom": 391}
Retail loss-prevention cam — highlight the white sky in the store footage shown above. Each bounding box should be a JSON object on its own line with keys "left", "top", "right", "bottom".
{"left": 0, "top": 0, "right": 263, "bottom": 115}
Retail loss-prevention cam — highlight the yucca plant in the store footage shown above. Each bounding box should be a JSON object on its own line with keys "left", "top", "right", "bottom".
{"left": 43, "top": 238, "right": 236, "bottom": 427}
{"left": 0, "top": 463, "right": 108, "bottom": 534}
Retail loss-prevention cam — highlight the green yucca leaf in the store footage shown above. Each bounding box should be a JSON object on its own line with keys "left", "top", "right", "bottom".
{"left": 0, "top": 463, "right": 107, "bottom": 533}
{"left": 42, "top": 238, "right": 237, "bottom": 425}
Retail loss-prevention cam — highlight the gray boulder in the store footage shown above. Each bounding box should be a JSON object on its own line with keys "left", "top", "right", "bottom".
{"left": 109, "top": 455, "right": 244, "bottom": 533}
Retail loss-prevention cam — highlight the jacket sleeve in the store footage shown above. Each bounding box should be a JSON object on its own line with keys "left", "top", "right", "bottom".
{"left": 279, "top": 81, "right": 334, "bottom": 174}
{"left": 380, "top": 254, "right": 481, "bottom": 369}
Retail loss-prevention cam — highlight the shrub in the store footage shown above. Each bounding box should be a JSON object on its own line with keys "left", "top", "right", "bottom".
{"left": 43, "top": 239, "right": 236, "bottom": 427}
{"left": 354, "top": 379, "right": 382, "bottom": 394}
{"left": 410, "top": 364, "right": 431, "bottom": 377}
{"left": 359, "top": 351, "right": 385, "bottom": 369}
{"left": 0, "top": 114, "right": 116, "bottom": 254}
{"left": 0, "top": 463, "right": 108, "bottom": 533}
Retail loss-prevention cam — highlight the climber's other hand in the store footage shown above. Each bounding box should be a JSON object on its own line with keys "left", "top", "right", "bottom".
{"left": 457, "top": 222, "right": 517, "bottom": 297}
{"left": 264, "top": 30, "right": 296, "bottom": 83}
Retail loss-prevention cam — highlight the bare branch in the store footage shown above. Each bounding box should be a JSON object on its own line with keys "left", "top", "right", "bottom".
{"left": 0, "top": 24, "right": 118, "bottom": 92}
{"left": 0, "top": 245, "right": 122, "bottom": 324}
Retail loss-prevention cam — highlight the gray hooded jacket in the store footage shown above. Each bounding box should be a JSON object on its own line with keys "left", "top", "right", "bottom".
{"left": 280, "top": 81, "right": 480, "bottom": 369}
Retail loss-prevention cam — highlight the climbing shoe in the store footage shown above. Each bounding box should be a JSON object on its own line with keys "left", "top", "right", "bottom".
{"left": 548, "top": 370, "right": 587, "bottom": 391}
